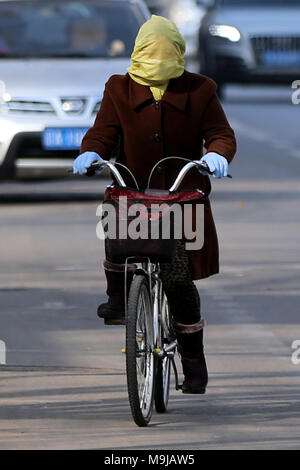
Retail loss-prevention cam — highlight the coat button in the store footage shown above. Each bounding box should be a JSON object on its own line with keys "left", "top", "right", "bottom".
{"left": 153, "top": 132, "right": 161, "bottom": 142}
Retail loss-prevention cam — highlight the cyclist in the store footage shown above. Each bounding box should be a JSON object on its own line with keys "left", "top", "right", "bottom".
{"left": 73, "top": 15, "right": 236, "bottom": 394}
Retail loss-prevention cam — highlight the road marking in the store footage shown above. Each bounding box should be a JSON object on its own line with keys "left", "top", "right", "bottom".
{"left": 32, "top": 301, "right": 78, "bottom": 310}
{"left": 55, "top": 266, "right": 89, "bottom": 271}
{"left": 230, "top": 118, "right": 300, "bottom": 160}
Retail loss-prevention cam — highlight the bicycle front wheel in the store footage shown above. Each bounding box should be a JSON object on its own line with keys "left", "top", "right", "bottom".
{"left": 126, "top": 275, "right": 155, "bottom": 427}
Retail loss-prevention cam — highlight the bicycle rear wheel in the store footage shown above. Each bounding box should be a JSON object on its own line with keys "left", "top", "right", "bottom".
{"left": 155, "top": 292, "right": 172, "bottom": 413}
{"left": 126, "top": 275, "right": 155, "bottom": 427}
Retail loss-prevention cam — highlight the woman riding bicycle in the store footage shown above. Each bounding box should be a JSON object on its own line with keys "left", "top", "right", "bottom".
{"left": 73, "top": 15, "right": 236, "bottom": 394}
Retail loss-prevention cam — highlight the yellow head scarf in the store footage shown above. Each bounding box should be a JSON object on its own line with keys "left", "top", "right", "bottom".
{"left": 127, "top": 15, "right": 185, "bottom": 101}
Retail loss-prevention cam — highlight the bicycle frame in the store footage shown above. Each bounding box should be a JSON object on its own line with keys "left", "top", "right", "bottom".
{"left": 124, "top": 256, "right": 163, "bottom": 346}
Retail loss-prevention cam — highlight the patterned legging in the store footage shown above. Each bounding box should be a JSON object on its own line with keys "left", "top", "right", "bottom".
{"left": 160, "top": 241, "right": 201, "bottom": 325}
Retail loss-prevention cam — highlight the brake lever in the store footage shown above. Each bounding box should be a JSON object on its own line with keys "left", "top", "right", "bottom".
{"left": 85, "top": 162, "right": 104, "bottom": 177}
{"left": 195, "top": 161, "right": 232, "bottom": 179}
{"left": 66, "top": 161, "right": 104, "bottom": 176}
{"left": 195, "top": 161, "right": 213, "bottom": 175}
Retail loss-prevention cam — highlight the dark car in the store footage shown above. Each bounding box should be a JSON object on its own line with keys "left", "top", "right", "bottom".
{"left": 198, "top": 0, "right": 300, "bottom": 92}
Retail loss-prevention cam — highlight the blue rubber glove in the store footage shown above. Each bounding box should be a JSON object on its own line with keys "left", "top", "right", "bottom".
{"left": 73, "top": 151, "right": 104, "bottom": 175}
{"left": 200, "top": 152, "right": 228, "bottom": 178}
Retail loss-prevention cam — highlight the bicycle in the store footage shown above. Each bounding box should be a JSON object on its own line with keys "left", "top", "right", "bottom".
{"left": 86, "top": 156, "right": 216, "bottom": 426}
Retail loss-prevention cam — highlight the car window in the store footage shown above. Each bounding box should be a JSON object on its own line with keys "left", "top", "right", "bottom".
{"left": 0, "top": 0, "right": 144, "bottom": 58}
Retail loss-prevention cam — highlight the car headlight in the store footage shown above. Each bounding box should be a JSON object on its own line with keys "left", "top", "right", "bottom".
{"left": 208, "top": 24, "right": 241, "bottom": 43}
{"left": 61, "top": 98, "right": 86, "bottom": 114}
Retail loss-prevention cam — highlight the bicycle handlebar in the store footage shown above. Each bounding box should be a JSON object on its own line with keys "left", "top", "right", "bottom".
{"left": 87, "top": 158, "right": 231, "bottom": 192}
{"left": 88, "top": 161, "right": 127, "bottom": 186}
{"left": 169, "top": 161, "right": 209, "bottom": 192}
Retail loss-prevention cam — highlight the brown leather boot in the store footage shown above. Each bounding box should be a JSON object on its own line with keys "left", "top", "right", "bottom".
{"left": 175, "top": 320, "right": 208, "bottom": 394}
{"left": 97, "top": 260, "right": 135, "bottom": 325}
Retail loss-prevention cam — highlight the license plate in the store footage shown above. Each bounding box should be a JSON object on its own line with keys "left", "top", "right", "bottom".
{"left": 42, "top": 127, "right": 89, "bottom": 150}
{"left": 261, "top": 50, "right": 300, "bottom": 67}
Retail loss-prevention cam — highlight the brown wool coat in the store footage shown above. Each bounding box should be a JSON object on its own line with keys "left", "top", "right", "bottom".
{"left": 81, "top": 70, "right": 237, "bottom": 279}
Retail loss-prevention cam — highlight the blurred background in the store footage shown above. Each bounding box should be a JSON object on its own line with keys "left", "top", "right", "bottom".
{"left": 1, "top": 1, "right": 300, "bottom": 449}
{"left": 1, "top": 0, "right": 299, "bottom": 182}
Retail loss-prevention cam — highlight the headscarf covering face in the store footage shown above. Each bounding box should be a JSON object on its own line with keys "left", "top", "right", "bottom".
{"left": 127, "top": 15, "right": 185, "bottom": 101}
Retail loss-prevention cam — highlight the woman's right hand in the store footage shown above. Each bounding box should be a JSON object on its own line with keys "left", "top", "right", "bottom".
{"left": 73, "top": 151, "right": 104, "bottom": 175}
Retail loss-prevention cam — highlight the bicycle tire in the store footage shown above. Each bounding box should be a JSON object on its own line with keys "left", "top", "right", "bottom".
{"left": 126, "top": 275, "right": 155, "bottom": 427}
{"left": 155, "top": 357, "right": 171, "bottom": 413}
{"left": 155, "top": 292, "right": 172, "bottom": 413}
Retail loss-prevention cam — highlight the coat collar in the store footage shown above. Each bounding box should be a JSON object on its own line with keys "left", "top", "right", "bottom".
{"left": 129, "top": 71, "right": 189, "bottom": 111}
{"left": 163, "top": 71, "right": 189, "bottom": 111}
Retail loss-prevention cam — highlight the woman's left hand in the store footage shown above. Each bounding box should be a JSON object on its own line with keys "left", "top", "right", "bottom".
{"left": 200, "top": 152, "right": 229, "bottom": 178}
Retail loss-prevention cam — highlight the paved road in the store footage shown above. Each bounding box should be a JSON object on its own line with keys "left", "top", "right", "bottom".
{"left": 0, "top": 85, "right": 300, "bottom": 450}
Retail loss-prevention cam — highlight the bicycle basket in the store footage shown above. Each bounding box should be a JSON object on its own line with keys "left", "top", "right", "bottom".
{"left": 102, "top": 186, "right": 206, "bottom": 263}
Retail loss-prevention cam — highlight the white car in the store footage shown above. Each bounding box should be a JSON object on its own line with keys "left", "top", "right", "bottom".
{"left": 0, "top": 0, "right": 150, "bottom": 179}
